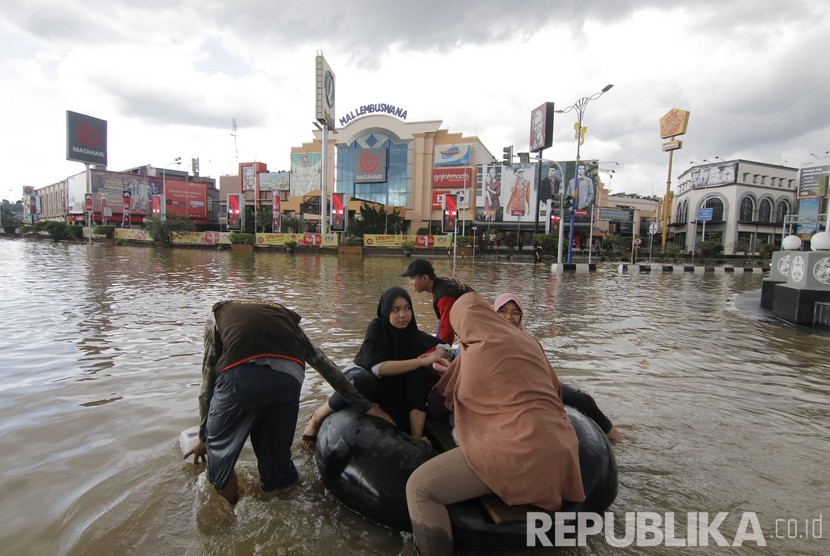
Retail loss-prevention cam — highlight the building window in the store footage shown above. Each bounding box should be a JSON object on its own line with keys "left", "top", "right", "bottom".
{"left": 759, "top": 199, "right": 772, "bottom": 223}
{"left": 743, "top": 173, "right": 750, "bottom": 182}
{"left": 753, "top": 175, "right": 759, "bottom": 184}
{"left": 707, "top": 198, "right": 725, "bottom": 222}
{"left": 740, "top": 197, "right": 754, "bottom": 223}
{"left": 775, "top": 200, "right": 790, "bottom": 224}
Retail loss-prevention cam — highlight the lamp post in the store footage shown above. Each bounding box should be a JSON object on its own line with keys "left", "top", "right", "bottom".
{"left": 556, "top": 84, "right": 613, "bottom": 264}
{"left": 472, "top": 226, "right": 478, "bottom": 260}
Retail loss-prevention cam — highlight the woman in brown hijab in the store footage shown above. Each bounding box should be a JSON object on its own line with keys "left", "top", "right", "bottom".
{"left": 405, "top": 292, "right": 584, "bottom": 555}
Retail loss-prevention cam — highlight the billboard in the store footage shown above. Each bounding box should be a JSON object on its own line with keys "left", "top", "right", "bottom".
{"left": 434, "top": 145, "right": 471, "bottom": 166}
{"left": 354, "top": 147, "right": 387, "bottom": 183}
{"left": 798, "top": 164, "right": 830, "bottom": 197}
{"left": 659, "top": 108, "right": 691, "bottom": 139}
{"left": 163, "top": 179, "right": 207, "bottom": 220}
{"left": 290, "top": 153, "right": 322, "bottom": 195}
{"left": 529, "top": 102, "right": 554, "bottom": 153}
{"left": 431, "top": 167, "right": 472, "bottom": 189}
{"left": 690, "top": 163, "right": 737, "bottom": 188}
{"left": 331, "top": 192, "right": 346, "bottom": 231}
{"left": 475, "top": 161, "right": 596, "bottom": 223}
{"left": 66, "top": 110, "right": 107, "bottom": 166}
{"left": 315, "top": 54, "right": 336, "bottom": 128}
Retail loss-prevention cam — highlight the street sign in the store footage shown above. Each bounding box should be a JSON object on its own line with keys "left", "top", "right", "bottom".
{"left": 698, "top": 207, "right": 713, "bottom": 221}
{"left": 634, "top": 238, "right": 642, "bottom": 246}
{"left": 649, "top": 222, "right": 658, "bottom": 235}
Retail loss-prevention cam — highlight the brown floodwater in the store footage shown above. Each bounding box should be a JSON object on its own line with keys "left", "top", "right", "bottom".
{"left": 0, "top": 239, "right": 827, "bottom": 555}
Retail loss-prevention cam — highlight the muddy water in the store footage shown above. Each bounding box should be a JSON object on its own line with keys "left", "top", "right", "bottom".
{"left": 0, "top": 239, "right": 827, "bottom": 555}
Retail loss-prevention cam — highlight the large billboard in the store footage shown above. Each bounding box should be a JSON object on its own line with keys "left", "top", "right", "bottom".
{"left": 798, "top": 164, "right": 830, "bottom": 197}
{"left": 690, "top": 163, "right": 737, "bottom": 187}
{"left": 290, "top": 152, "right": 322, "bottom": 195}
{"left": 315, "top": 54, "right": 336, "bottom": 128}
{"left": 475, "top": 160, "right": 597, "bottom": 223}
{"left": 529, "top": 102, "right": 554, "bottom": 153}
{"left": 66, "top": 111, "right": 107, "bottom": 166}
{"left": 164, "top": 179, "right": 207, "bottom": 220}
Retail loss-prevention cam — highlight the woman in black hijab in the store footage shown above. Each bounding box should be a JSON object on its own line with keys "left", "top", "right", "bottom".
{"left": 302, "top": 287, "right": 451, "bottom": 445}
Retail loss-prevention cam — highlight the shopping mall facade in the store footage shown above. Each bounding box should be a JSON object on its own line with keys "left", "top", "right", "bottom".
{"left": 29, "top": 109, "right": 825, "bottom": 254}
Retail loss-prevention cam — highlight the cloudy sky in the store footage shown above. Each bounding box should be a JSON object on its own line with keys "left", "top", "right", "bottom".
{"left": 2, "top": 0, "right": 829, "bottom": 202}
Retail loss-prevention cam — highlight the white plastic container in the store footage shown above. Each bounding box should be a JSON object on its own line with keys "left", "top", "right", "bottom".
{"left": 179, "top": 426, "right": 200, "bottom": 455}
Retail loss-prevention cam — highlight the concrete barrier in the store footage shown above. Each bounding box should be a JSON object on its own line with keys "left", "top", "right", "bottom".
{"left": 618, "top": 263, "right": 768, "bottom": 274}
{"left": 551, "top": 263, "right": 597, "bottom": 273}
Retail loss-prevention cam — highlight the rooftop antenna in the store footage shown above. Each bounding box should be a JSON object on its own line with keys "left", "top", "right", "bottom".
{"left": 231, "top": 118, "right": 239, "bottom": 167}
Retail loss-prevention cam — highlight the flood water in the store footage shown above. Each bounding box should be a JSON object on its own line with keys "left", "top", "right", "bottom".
{"left": 0, "top": 239, "right": 827, "bottom": 555}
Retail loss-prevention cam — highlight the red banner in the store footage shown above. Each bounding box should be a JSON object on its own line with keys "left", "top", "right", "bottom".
{"left": 122, "top": 191, "right": 131, "bottom": 226}
{"left": 431, "top": 167, "right": 472, "bottom": 188}
{"left": 85, "top": 193, "right": 93, "bottom": 212}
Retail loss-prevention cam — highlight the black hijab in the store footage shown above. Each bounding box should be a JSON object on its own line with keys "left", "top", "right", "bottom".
{"left": 353, "top": 286, "right": 440, "bottom": 370}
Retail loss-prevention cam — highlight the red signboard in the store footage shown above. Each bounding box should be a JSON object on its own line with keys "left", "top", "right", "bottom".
{"left": 431, "top": 167, "right": 472, "bottom": 189}
{"left": 163, "top": 179, "right": 207, "bottom": 220}
{"left": 432, "top": 190, "right": 449, "bottom": 210}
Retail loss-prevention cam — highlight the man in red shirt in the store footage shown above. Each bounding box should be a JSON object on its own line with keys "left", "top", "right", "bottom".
{"left": 400, "top": 259, "right": 473, "bottom": 345}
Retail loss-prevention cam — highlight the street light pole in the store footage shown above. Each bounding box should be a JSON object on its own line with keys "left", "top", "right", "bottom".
{"left": 556, "top": 84, "right": 613, "bottom": 264}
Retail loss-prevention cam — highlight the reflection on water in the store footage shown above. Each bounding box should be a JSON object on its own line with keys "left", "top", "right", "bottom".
{"left": 0, "top": 239, "right": 827, "bottom": 555}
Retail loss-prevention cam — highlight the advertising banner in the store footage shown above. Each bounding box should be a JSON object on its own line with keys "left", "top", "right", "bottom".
{"left": 66, "top": 110, "right": 107, "bottom": 166}
{"left": 354, "top": 148, "right": 387, "bottom": 183}
{"left": 478, "top": 164, "right": 502, "bottom": 221}
{"left": 163, "top": 179, "right": 207, "bottom": 219}
{"left": 690, "top": 163, "right": 737, "bottom": 188}
{"left": 85, "top": 193, "right": 93, "bottom": 212}
{"left": 431, "top": 167, "right": 472, "bottom": 189}
{"left": 432, "top": 190, "right": 448, "bottom": 210}
{"left": 363, "top": 234, "right": 418, "bottom": 247}
{"left": 290, "top": 153, "right": 322, "bottom": 196}
{"left": 122, "top": 191, "right": 131, "bottom": 227}
{"left": 529, "top": 102, "right": 554, "bottom": 153}
{"left": 798, "top": 164, "right": 830, "bottom": 197}
{"left": 151, "top": 195, "right": 163, "bottom": 217}
{"left": 434, "top": 144, "right": 471, "bottom": 167}
{"left": 254, "top": 233, "right": 339, "bottom": 247}
{"left": 331, "top": 192, "right": 345, "bottom": 231}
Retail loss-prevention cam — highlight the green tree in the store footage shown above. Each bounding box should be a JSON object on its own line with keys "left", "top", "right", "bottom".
{"left": 696, "top": 237, "right": 724, "bottom": 258}
{"left": 255, "top": 207, "right": 273, "bottom": 232}
{"left": 281, "top": 215, "right": 300, "bottom": 233}
{"left": 733, "top": 237, "right": 751, "bottom": 256}
{"left": 144, "top": 215, "right": 194, "bottom": 246}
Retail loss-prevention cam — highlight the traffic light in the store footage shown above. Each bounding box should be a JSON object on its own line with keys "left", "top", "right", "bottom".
{"left": 443, "top": 194, "right": 458, "bottom": 233}
{"left": 502, "top": 146, "right": 513, "bottom": 166}
{"left": 551, "top": 213, "right": 560, "bottom": 232}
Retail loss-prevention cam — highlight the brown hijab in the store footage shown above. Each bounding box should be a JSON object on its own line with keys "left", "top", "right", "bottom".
{"left": 434, "top": 293, "right": 585, "bottom": 510}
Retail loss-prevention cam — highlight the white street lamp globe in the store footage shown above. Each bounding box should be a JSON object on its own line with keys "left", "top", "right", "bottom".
{"left": 810, "top": 231, "right": 830, "bottom": 251}
{"left": 781, "top": 235, "right": 802, "bottom": 250}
